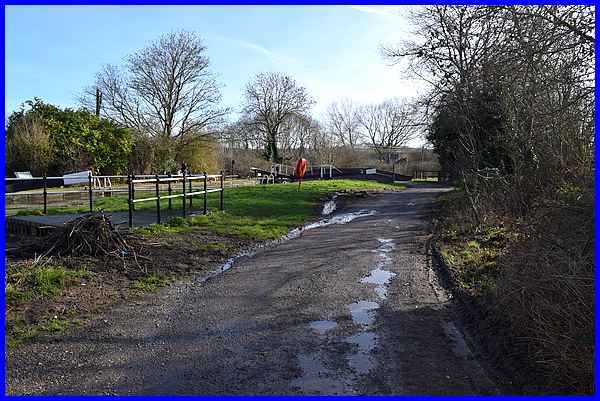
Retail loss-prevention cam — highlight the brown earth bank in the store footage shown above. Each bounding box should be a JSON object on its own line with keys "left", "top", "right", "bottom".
{"left": 5, "top": 187, "right": 514, "bottom": 395}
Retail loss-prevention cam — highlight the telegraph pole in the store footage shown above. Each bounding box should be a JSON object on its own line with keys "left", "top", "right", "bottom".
{"left": 95, "top": 87, "right": 102, "bottom": 117}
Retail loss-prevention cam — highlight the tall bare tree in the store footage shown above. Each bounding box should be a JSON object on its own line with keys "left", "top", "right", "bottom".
{"left": 357, "top": 99, "right": 416, "bottom": 163}
{"left": 325, "top": 99, "right": 362, "bottom": 149}
{"left": 242, "top": 72, "right": 314, "bottom": 162}
{"left": 221, "top": 118, "right": 264, "bottom": 151}
{"left": 83, "top": 31, "right": 229, "bottom": 142}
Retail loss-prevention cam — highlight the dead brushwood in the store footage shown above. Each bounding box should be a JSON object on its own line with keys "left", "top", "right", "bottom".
{"left": 41, "top": 213, "right": 146, "bottom": 272}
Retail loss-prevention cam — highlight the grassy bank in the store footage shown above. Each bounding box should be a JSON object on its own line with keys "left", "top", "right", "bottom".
{"left": 434, "top": 189, "right": 593, "bottom": 395}
{"left": 6, "top": 179, "right": 404, "bottom": 347}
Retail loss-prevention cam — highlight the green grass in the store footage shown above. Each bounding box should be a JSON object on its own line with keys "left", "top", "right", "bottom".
{"left": 27, "top": 179, "right": 401, "bottom": 239}
{"left": 6, "top": 312, "right": 73, "bottom": 348}
{"left": 6, "top": 264, "right": 91, "bottom": 306}
{"left": 16, "top": 179, "right": 404, "bottom": 216}
{"left": 194, "top": 242, "right": 232, "bottom": 253}
{"left": 5, "top": 264, "right": 91, "bottom": 347}
{"left": 16, "top": 179, "right": 404, "bottom": 240}
{"left": 441, "top": 240, "right": 501, "bottom": 296}
{"left": 131, "top": 273, "right": 171, "bottom": 292}
{"left": 436, "top": 191, "right": 517, "bottom": 298}
{"left": 129, "top": 180, "right": 404, "bottom": 239}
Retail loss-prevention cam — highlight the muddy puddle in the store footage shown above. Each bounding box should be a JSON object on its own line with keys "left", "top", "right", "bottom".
{"left": 348, "top": 301, "right": 379, "bottom": 327}
{"left": 343, "top": 300, "right": 379, "bottom": 376}
{"left": 301, "top": 209, "right": 376, "bottom": 232}
{"left": 346, "top": 332, "right": 377, "bottom": 374}
{"left": 362, "top": 238, "right": 397, "bottom": 300}
{"left": 196, "top": 208, "right": 377, "bottom": 285}
{"left": 321, "top": 194, "right": 338, "bottom": 216}
{"left": 342, "top": 238, "right": 398, "bottom": 376}
{"left": 295, "top": 237, "right": 399, "bottom": 390}
{"left": 310, "top": 320, "right": 337, "bottom": 335}
{"left": 291, "top": 352, "right": 355, "bottom": 394}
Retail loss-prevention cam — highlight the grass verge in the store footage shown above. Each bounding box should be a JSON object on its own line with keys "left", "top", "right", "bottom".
{"left": 5, "top": 263, "right": 92, "bottom": 347}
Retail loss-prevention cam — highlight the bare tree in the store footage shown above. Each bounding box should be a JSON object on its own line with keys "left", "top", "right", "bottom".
{"left": 242, "top": 72, "right": 314, "bottom": 162}
{"left": 83, "top": 31, "right": 229, "bottom": 140}
{"left": 304, "top": 119, "right": 334, "bottom": 165}
{"left": 221, "top": 118, "right": 264, "bottom": 151}
{"left": 325, "top": 99, "right": 362, "bottom": 149}
{"left": 357, "top": 99, "right": 416, "bottom": 163}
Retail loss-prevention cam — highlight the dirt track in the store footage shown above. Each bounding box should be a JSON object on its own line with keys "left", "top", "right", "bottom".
{"left": 6, "top": 185, "right": 498, "bottom": 395}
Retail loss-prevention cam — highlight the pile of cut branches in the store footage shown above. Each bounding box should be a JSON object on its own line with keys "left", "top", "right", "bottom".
{"left": 43, "top": 213, "right": 147, "bottom": 271}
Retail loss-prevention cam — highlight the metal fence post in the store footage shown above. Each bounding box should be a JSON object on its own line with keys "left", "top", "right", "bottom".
{"left": 128, "top": 174, "right": 133, "bottom": 228}
{"left": 220, "top": 171, "right": 224, "bottom": 211}
{"left": 43, "top": 173, "right": 48, "bottom": 214}
{"left": 168, "top": 172, "right": 172, "bottom": 210}
{"left": 88, "top": 172, "right": 93, "bottom": 212}
{"left": 131, "top": 173, "right": 136, "bottom": 211}
{"left": 203, "top": 172, "right": 207, "bottom": 215}
{"left": 182, "top": 171, "right": 187, "bottom": 218}
{"left": 155, "top": 174, "right": 161, "bottom": 224}
{"left": 189, "top": 174, "right": 193, "bottom": 208}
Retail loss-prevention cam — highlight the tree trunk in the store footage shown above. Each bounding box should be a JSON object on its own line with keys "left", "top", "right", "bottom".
{"left": 265, "top": 131, "right": 280, "bottom": 163}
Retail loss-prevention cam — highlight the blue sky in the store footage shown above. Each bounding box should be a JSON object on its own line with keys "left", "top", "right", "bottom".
{"left": 5, "top": 5, "right": 429, "bottom": 129}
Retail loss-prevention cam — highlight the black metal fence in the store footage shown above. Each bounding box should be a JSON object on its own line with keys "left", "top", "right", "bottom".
{"left": 127, "top": 172, "right": 224, "bottom": 228}
{"left": 5, "top": 172, "right": 117, "bottom": 215}
{"left": 5, "top": 172, "right": 226, "bottom": 228}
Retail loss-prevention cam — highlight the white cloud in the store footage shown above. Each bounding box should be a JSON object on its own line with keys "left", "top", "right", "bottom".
{"left": 210, "top": 34, "right": 297, "bottom": 66}
{"left": 235, "top": 39, "right": 297, "bottom": 65}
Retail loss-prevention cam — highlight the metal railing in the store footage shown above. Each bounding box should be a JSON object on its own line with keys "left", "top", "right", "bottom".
{"left": 5, "top": 172, "right": 110, "bottom": 215}
{"left": 267, "top": 163, "right": 342, "bottom": 180}
{"left": 412, "top": 170, "right": 441, "bottom": 181}
{"left": 5, "top": 172, "right": 226, "bottom": 226}
{"left": 127, "top": 172, "right": 224, "bottom": 228}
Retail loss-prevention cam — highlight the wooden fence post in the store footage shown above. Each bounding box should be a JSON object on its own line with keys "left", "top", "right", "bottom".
{"left": 189, "top": 174, "right": 193, "bottom": 208}
{"left": 131, "top": 173, "right": 136, "bottom": 211}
